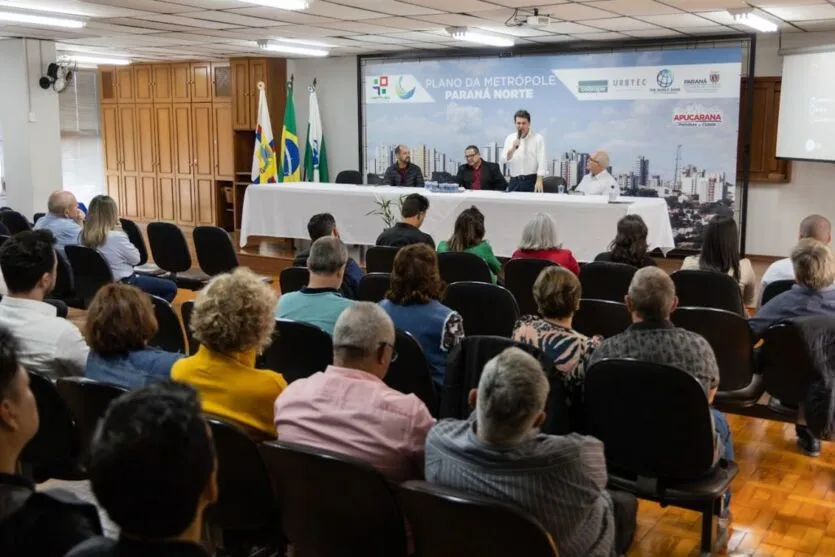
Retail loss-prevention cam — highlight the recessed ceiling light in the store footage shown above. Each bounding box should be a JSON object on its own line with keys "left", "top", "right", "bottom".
{"left": 272, "top": 38, "right": 332, "bottom": 48}
{"left": 445, "top": 27, "right": 514, "bottom": 48}
{"left": 64, "top": 55, "right": 131, "bottom": 66}
{"left": 0, "top": 10, "right": 85, "bottom": 28}
{"left": 257, "top": 40, "right": 328, "bottom": 57}
{"left": 728, "top": 9, "right": 777, "bottom": 33}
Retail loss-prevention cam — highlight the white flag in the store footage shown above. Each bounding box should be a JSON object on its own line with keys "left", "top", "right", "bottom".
{"left": 303, "top": 88, "right": 328, "bottom": 182}
{"left": 251, "top": 86, "right": 278, "bottom": 184}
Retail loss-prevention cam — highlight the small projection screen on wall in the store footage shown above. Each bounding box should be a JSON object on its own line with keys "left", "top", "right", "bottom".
{"left": 777, "top": 47, "right": 835, "bottom": 162}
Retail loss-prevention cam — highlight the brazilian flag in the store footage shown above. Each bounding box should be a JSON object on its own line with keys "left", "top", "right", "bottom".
{"left": 279, "top": 79, "right": 301, "bottom": 183}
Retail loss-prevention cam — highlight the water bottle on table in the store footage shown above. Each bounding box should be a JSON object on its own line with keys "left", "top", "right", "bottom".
{"left": 608, "top": 183, "right": 618, "bottom": 203}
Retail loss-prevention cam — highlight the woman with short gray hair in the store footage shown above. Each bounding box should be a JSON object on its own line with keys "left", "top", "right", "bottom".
{"left": 512, "top": 213, "right": 580, "bottom": 275}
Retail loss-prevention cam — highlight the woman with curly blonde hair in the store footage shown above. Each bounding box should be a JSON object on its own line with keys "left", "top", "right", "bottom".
{"left": 172, "top": 268, "right": 286, "bottom": 437}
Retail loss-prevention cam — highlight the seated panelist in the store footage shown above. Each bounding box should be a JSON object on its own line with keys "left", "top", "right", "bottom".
{"left": 456, "top": 145, "right": 507, "bottom": 191}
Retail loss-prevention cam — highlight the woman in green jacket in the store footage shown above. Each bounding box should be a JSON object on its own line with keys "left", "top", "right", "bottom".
{"left": 437, "top": 206, "right": 502, "bottom": 283}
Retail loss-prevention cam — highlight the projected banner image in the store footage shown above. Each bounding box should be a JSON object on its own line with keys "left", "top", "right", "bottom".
{"left": 362, "top": 47, "right": 743, "bottom": 249}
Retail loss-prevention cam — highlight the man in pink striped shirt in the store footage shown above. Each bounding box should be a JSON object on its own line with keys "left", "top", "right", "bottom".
{"left": 274, "top": 302, "right": 435, "bottom": 482}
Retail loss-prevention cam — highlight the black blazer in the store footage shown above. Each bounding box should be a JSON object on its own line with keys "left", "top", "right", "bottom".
{"left": 456, "top": 161, "right": 507, "bottom": 191}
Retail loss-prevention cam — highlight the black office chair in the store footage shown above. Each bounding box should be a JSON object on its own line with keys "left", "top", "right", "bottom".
{"left": 52, "top": 251, "right": 77, "bottom": 304}
{"left": 180, "top": 300, "right": 199, "bottom": 355}
{"left": 503, "top": 258, "right": 558, "bottom": 316}
{"left": 541, "top": 176, "right": 566, "bottom": 194}
{"left": 33, "top": 212, "right": 45, "bottom": 224}
{"left": 148, "top": 295, "right": 187, "bottom": 354}
{"left": 335, "top": 170, "right": 362, "bottom": 184}
{"left": 397, "top": 481, "right": 558, "bottom": 557}
{"left": 444, "top": 282, "right": 519, "bottom": 337}
{"left": 759, "top": 319, "right": 821, "bottom": 412}
{"left": 366, "top": 246, "right": 399, "bottom": 273}
{"left": 385, "top": 329, "right": 439, "bottom": 416}
{"left": 205, "top": 418, "right": 285, "bottom": 557}
{"left": 579, "top": 261, "right": 636, "bottom": 302}
{"left": 146, "top": 222, "right": 210, "bottom": 290}
{"left": 19, "top": 371, "right": 84, "bottom": 483}
{"left": 572, "top": 298, "right": 632, "bottom": 339}
{"left": 584, "top": 359, "right": 737, "bottom": 554}
{"left": 279, "top": 266, "right": 308, "bottom": 294}
{"left": 193, "top": 225, "right": 240, "bottom": 276}
{"left": 259, "top": 320, "right": 333, "bottom": 383}
{"left": 259, "top": 440, "right": 408, "bottom": 557}
{"left": 55, "top": 377, "right": 128, "bottom": 460}
{"left": 120, "top": 218, "right": 164, "bottom": 277}
{"left": 357, "top": 272, "right": 391, "bottom": 303}
{"left": 437, "top": 252, "right": 492, "bottom": 284}
{"left": 671, "top": 270, "right": 745, "bottom": 315}
{"left": 761, "top": 279, "right": 795, "bottom": 306}
{"left": 64, "top": 245, "right": 114, "bottom": 309}
{"left": 0, "top": 210, "right": 31, "bottom": 234}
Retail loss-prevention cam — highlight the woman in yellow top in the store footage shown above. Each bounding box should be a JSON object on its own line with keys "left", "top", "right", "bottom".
{"left": 172, "top": 267, "right": 286, "bottom": 437}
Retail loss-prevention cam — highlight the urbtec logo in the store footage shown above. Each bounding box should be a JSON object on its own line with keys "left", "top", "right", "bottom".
{"left": 656, "top": 69, "right": 674, "bottom": 89}
{"left": 672, "top": 105, "right": 724, "bottom": 127}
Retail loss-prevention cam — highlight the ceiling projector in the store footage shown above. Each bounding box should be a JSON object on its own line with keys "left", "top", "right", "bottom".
{"left": 526, "top": 14, "right": 552, "bottom": 27}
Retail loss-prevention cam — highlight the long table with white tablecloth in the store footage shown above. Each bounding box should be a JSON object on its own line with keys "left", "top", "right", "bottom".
{"left": 239, "top": 183, "right": 676, "bottom": 261}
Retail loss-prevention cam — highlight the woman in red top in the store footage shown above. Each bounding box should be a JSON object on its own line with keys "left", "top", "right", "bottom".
{"left": 511, "top": 212, "right": 580, "bottom": 276}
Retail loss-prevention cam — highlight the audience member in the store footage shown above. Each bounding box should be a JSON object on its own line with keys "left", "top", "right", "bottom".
{"left": 0, "top": 230, "right": 88, "bottom": 378}
{"left": 382, "top": 145, "right": 425, "bottom": 188}
{"left": 67, "top": 382, "right": 217, "bottom": 557}
{"left": 276, "top": 236, "right": 353, "bottom": 335}
{"left": 81, "top": 195, "right": 177, "bottom": 303}
{"left": 512, "top": 212, "right": 579, "bottom": 276}
{"left": 32, "top": 190, "right": 83, "bottom": 254}
{"left": 513, "top": 266, "right": 600, "bottom": 401}
{"left": 680, "top": 215, "right": 755, "bottom": 307}
{"left": 761, "top": 214, "right": 831, "bottom": 295}
{"left": 173, "top": 268, "right": 286, "bottom": 438}
{"left": 293, "top": 213, "right": 363, "bottom": 298}
{"left": 437, "top": 206, "right": 502, "bottom": 283}
{"left": 426, "top": 347, "right": 637, "bottom": 557}
{"left": 379, "top": 244, "right": 464, "bottom": 385}
{"left": 376, "top": 193, "right": 435, "bottom": 248}
{"left": 0, "top": 326, "right": 101, "bottom": 556}
{"left": 275, "top": 302, "right": 434, "bottom": 482}
{"left": 594, "top": 214, "right": 656, "bottom": 268}
{"left": 84, "top": 284, "right": 183, "bottom": 389}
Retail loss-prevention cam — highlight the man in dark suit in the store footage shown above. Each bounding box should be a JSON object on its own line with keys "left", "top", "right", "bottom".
{"left": 456, "top": 145, "right": 507, "bottom": 191}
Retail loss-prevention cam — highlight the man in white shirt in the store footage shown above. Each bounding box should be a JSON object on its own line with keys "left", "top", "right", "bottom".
{"left": 0, "top": 230, "right": 89, "bottom": 378}
{"left": 503, "top": 110, "right": 546, "bottom": 193}
{"left": 760, "top": 214, "right": 831, "bottom": 301}
{"left": 576, "top": 151, "right": 619, "bottom": 196}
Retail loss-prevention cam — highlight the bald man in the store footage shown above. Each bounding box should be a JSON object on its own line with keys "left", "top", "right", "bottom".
{"left": 760, "top": 214, "right": 832, "bottom": 300}
{"left": 33, "top": 191, "right": 83, "bottom": 253}
{"left": 576, "top": 151, "right": 618, "bottom": 196}
{"left": 382, "top": 145, "right": 424, "bottom": 188}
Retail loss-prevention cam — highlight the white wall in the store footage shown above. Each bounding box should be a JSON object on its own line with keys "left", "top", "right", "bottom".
{"left": 288, "top": 56, "right": 359, "bottom": 179}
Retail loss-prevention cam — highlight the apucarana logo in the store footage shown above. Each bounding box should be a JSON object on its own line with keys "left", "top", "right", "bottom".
{"left": 366, "top": 74, "right": 434, "bottom": 103}
{"left": 578, "top": 79, "right": 608, "bottom": 93}
{"left": 672, "top": 104, "right": 724, "bottom": 127}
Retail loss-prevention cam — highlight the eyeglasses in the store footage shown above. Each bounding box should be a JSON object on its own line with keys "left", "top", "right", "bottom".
{"left": 335, "top": 342, "right": 398, "bottom": 362}
{"left": 589, "top": 157, "right": 601, "bottom": 165}
{"left": 465, "top": 152, "right": 478, "bottom": 158}
{"left": 380, "top": 341, "right": 398, "bottom": 362}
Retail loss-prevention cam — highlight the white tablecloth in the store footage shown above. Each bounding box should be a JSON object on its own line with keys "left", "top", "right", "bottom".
{"left": 240, "top": 183, "right": 676, "bottom": 261}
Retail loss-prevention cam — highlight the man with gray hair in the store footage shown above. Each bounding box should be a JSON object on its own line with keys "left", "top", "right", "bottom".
{"left": 761, "top": 214, "right": 832, "bottom": 298}
{"left": 275, "top": 236, "right": 353, "bottom": 334}
{"left": 33, "top": 190, "right": 84, "bottom": 253}
{"left": 576, "top": 150, "right": 617, "bottom": 196}
{"left": 426, "top": 347, "right": 637, "bottom": 557}
{"left": 274, "top": 302, "right": 434, "bottom": 482}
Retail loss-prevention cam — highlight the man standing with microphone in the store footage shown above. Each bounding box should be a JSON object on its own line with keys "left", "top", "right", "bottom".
{"left": 503, "top": 110, "right": 546, "bottom": 193}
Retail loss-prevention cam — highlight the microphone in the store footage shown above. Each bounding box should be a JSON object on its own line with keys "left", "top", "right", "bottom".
{"left": 517, "top": 130, "right": 522, "bottom": 139}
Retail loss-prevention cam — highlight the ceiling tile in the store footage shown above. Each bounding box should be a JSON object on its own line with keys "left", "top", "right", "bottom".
{"left": 301, "top": 1, "right": 389, "bottom": 20}
{"left": 330, "top": 0, "right": 442, "bottom": 15}
{"left": 128, "top": 14, "right": 243, "bottom": 29}
{"left": 748, "top": 0, "right": 829, "bottom": 5}
{"left": 397, "top": 0, "right": 499, "bottom": 10}
{"left": 362, "top": 17, "right": 440, "bottom": 29}
{"left": 175, "top": 10, "right": 282, "bottom": 27}
{"left": 418, "top": 13, "right": 494, "bottom": 25}
{"left": 471, "top": 8, "right": 519, "bottom": 22}
{"left": 81, "top": 0, "right": 198, "bottom": 13}
{"left": 570, "top": 31, "right": 630, "bottom": 40}
{"left": 382, "top": 31, "right": 444, "bottom": 41}
{"left": 525, "top": 33, "right": 577, "bottom": 42}
{"left": 317, "top": 20, "right": 402, "bottom": 32}
{"left": 637, "top": 13, "right": 719, "bottom": 27}
{"left": 226, "top": 7, "right": 337, "bottom": 24}
{"left": 623, "top": 28, "right": 685, "bottom": 37}
{"left": 83, "top": 21, "right": 163, "bottom": 35}
{"left": 761, "top": 3, "right": 835, "bottom": 20}
{"left": 584, "top": 0, "right": 681, "bottom": 16}
{"left": 582, "top": 17, "right": 660, "bottom": 30}
{"left": 683, "top": 24, "right": 736, "bottom": 34}
{"left": 264, "top": 25, "right": 353, "bottom": 37}
{"left": 538, "top": 3, "right": 617, "bottom": 19}
{"left": 103, "top": 18, "right": 210, "bottom": 33}
{"left": 0, "top": 0, "right": 145, "bottom": 17}
{"left": 489, "top": 0, "right": 568, "bottom": 7}
{"left": 792, "top": 18, "right": 835, "bottom": 30}
{"left": 475, "top": 24, "right": 554, "bottom": 36}
{"left": 660, "top": 0, "right": 748, "bottom": 9}
{"left": 153, "top": 0, "right": 251, "bottom": 7}
{"left": 543, "top": 21, "right": 600, "bottom": 33}
{"left": 350, "top": 33, "right": 411, "bottom": 43}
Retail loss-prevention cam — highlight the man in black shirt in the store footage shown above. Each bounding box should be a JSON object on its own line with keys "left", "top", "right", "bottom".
{"left": 376, "top": 193, "right": 435, "bottom": 249}
{"left": 0, "top": 327, "right": 101, "bottom": 557}
{"left": 383, "top": 145, "right": 425, "bottom": 188}
{"left": 456, "top": 145, "right": 508, "bottom": 191}
{"left": 294, "top": 213, "right": 364, "bottom": 299}
{"left": 67, "top": 382, "right": 218, "bottom": 557}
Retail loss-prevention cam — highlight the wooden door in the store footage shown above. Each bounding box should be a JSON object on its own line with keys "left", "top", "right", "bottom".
{"left": 176, "top": 177, "right": 195, "bottom": 225}
{"left": 231, "top": 59, "right": 250, "bottom": 130}
{"left": 195, "top": 179, "right": 216, "bottom": 225}
{"left": 154, "top": 105, "right": 175, "bottom": 176}
{"left": 157, "top": 177, "right": 177, "bottom": 222}
{"left": 213, "top": 103, "right": 234, "bottom": 180}
{"left": 212, "top": 63, "right": 231, "bottom": 101}
{"left": 106, "top": 174, "right": 121, "bottom": 207}
{"left": 172, "top": 63, "right": 191, "bottom": 102}
{"left": 191, "top": 104, "right": 214, "bottom": 179}
{"left": 172, "top": 104, "right": 193, "bottom": 177}
{"left": 118, "top": 105, "right": 138, "bottom": 174}
{"left": 99, "top": 67, "right": 117, "bottom": 104}
{"left": 134, "top": 66, "right": 153, "bottom": 102}
{"left": 121, "top": 175, "right": 141, "bottom": 219}
{"left": 101, "top": 105, "right": 120, "bottom": 173}
{"left": 116, "top": 67, "right": 134, "bottom": 103}
{"left": 191, "top": 63, "right": 212, "bottom": 102}
{"left": 135, "top": 104, "right": 156, "bottom": 176}
{"left": 140, "top": 175, "right": 157, "bottom": 221}
{"left": 248, "top": 59, "right": 267, "bottom": 129}
{"left": 152, "top": 65, "right": 172, "bottom": 102}
{"left": 738, "top": 77, "right": 790, "bottom": 183}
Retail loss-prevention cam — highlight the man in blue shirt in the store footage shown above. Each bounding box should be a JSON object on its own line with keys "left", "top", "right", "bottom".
{"left": 33, "top": 191, "right": 83, "bottom": 254}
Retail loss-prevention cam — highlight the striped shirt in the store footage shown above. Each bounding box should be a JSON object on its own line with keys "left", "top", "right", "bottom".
{"left": 425, "top": 417, "right": 616, "bottom": 557}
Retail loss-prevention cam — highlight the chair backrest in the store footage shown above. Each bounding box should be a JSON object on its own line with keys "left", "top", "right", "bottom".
{"left": 279, "top": 266, "right": 309, "bottom": 294}
{"left": 759, "top": 320, "right": 820, "bottom": 406}
{"left": 335, "top": 170, "right": 362, "bottom": 184}
{"left": 147, "top": 221, "right": 193, "bottom": 273}
{"left": 0, "top": 210, "right": 32, "bottom": 234}
{"left": 148, "top": 295, "right": 187, "bottom": 354}
{"left": 541, "top": 176, "right": 565, "bottom": 194}
{"left": 64, "top": 245, "right": 114, "bottom": 308}
{"left": 671, "top": 269, "right": 745, "bottom": 315}
{"left": 55, "top": 377, "right": 128, "bottom": 459}
{"left": 258, "top": 440, "right": 408, "bottom": 557}
{"left": 503, "top": 258, "right": 558, "bottom": 316}
{"left": 119, "top": 218, "right": 149, "bottom": 266}
{"left": 572, "top": 298, "right": 632, "bottom": 339}
{"left": 584, "top": 358, "right": 716, "bottom": 480}
{"left": 180, "top": 300, "right": 199, "bottom": 355}
{"left": 437, "top": 251, "right": 492, "bottom": 284}
{"left": 761, "top": 279, "right": 795, "bottom": 306}
{"left": 33, "top": 212, "right": 45, "bottom": 224}
{"left": 671, "top": 307, "right": 755, "bottom": 392}
{"left": 193, "top": 226, "right": 239, "bottom": 276}
{"left": 579, "top": 261, "right": 636, "bottom": 302}
{"left": 444, "top": 282, "right": 519, "bottom": 337}
{"left": 357, "top": 272, "right": 391, "bottom": 303}
{"left": 205, "top": 417, "right": 280, "bottom": 533}
{"left": 385, "top": 329, "right": 439, "bottom": 416}
{"left": 259, "top": 319, "right": 333, "bottom": 383}
{"left": 396, "top": 481, "right": 558, "bottom": 557}
{"left": 366, "top": 246, "right": 399, "bottom": 273}
{"left": 52, "top": 250, "right": 75, "bottom": 299}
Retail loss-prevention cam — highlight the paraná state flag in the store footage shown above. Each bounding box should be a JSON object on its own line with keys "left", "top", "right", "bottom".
{"left": 303, "top": 87, "right": 328, "bottom": 182}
